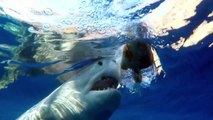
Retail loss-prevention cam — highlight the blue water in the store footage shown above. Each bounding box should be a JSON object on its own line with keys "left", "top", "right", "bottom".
{"left": 111, "top": 46, "right": 213, "bottom": 120}
{"left": 0, "top": 0, "right": 213, "bottom": 120}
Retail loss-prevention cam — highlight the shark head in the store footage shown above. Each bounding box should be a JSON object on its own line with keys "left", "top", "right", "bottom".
{"left": 18, "top": 58, "right": 121, "bottom": 120}
{"left": 66, "top": 58, "right": 121, "bottom": 120}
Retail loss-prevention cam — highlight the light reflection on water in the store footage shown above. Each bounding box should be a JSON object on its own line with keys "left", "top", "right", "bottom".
{"left": 0, "top": 0, "right": 161, "bottom": 91}
{"left": 0, "top": 0, "right": 212, "bottom": 119}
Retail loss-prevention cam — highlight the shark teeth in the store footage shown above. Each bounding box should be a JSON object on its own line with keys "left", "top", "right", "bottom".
{"left": 91, "top": 76, "right": 119, "bottom": 91}
{"left": 95, "top": 87, "right": 114, "bottom": 91}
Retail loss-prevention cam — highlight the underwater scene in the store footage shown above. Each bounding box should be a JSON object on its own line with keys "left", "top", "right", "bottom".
{"left": 0, "top": 0, "right": 212, "bottom": 120}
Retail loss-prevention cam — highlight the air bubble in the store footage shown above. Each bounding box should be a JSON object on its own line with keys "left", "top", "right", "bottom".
{"left": 98, "top": 29, "right": 106, "bottom": 34}
{"left": 105, "top": 1, "right": 110, "bottom": 5}
{"left": 43, "top": 24, "right": 51, "bottom": 31}
{"left": 61, "top": 19, "right": 72, "bottom": 25}
{"left": 28, "top": 27, "right": 37, "bottom": 33}
{"left": 81, "top": 0, "right": 86, "bottom": 4}
{"left": 56, "top": 24, "right": 62, "bottom": 28}
{"left": 44, "top": 8, "right": 53, "bottom": 15}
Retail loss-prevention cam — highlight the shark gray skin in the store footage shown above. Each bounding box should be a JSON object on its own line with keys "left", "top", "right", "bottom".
{"left": 18, "top": 58, "right": 121, "bottom": 120}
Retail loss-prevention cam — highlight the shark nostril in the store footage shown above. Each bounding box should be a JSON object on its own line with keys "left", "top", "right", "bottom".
{"left": 112, "top": 59, "right": 117, "bottom": 63}
{"left": 98, "top": 61, "right": 103, "bottom": 66}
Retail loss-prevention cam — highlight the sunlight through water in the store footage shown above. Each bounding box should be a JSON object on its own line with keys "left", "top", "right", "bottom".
{"left": 0, "top": 0, "right": 163, "bottom": 92}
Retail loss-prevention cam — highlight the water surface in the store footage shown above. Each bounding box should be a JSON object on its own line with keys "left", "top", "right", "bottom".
{"left": 0, "top": 0, "right": 212, "bottom": 120}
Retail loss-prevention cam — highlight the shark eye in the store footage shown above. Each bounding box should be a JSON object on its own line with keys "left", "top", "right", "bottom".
{"left": 98, "top": 61, "right": 103, "bottom": 66}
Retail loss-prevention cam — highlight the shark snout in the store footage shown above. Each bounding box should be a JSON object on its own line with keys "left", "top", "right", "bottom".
{"left": 70, "top": 58, "right": 121, "bottom": 93}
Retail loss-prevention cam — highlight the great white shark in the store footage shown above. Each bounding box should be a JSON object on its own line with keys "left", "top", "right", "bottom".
{"left": 18, "top": 58, "right": 121, "bottom": 120}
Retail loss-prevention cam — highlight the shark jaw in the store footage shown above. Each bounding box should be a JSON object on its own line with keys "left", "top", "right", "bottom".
{"left": 91, "top": 76, "right": 119, "bottom": 91}
{"left": 68, "top": 58, "right": 122, "bottom": 120}
{"left": 18, "top": 58, "right": 121, "bottom": 120}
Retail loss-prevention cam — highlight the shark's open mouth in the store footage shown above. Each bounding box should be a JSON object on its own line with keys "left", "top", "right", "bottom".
{"left": 91, "top": 76, "right": 119, "bottom": 91}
